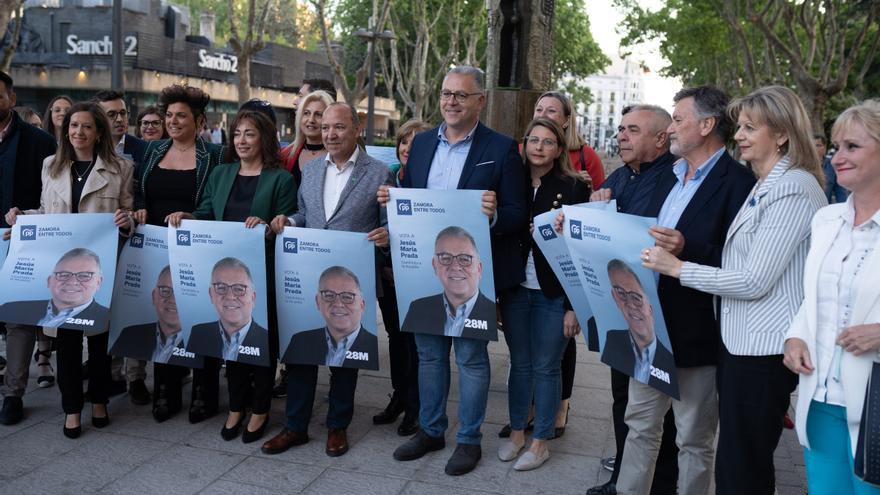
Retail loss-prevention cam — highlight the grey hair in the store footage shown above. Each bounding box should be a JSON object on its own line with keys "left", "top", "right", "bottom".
{"left": 627, "top": 104, "right": 672, "bottom": 133}
{"left": 446, "top": 66, "right": 485, "bottom": 92}
{"left": 434, "top": 226, "right": 479, "bottom": 257}
{"left": 607, "top": 259, "right": 642, "bottom": 290}
{"left": 56, "top": 248, "right": 102, "bottom": 274}
{"left": 211, "top": 257, "right": 253, "bottom": 284}
{"left": 326, "top": 102, "right": 360, "bottom": 128}
{"left": 673, "top": 85, "right": 732, "bottom": 140}
{"left": 319, "top": 265, "right": 361, "bottom": 291}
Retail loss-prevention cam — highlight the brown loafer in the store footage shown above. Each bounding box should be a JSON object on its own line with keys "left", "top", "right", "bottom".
{"left": 261, "top": 428, "right": 309, "bottom": 455}
{"left": 326, "top": 428, "right": 349, "bottom": 457}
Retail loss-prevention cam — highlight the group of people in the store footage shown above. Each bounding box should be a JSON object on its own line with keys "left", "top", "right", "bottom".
{"left": 0, "top": 63, "right": 878, "bottom": 495}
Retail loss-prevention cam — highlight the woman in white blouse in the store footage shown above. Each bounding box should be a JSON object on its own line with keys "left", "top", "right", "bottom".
{"left": 642, "top": 86, "right": 826, "bottom": 494}
{"left": 783, "top": 100, "right": 880, "bottom": 494}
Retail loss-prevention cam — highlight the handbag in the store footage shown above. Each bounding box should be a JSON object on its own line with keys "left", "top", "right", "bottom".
{"left": 854, "top": 361, "right": 880, "bottom": 485}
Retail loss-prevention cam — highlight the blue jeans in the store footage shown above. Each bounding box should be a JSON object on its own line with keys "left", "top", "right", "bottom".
{"left": 415, "top": 332, "right": 490, "bottom": 445}
{"left": 501, "top": 286, "right": 567, "bottom": 439}
{"left": 804, "top": 400, "right": 880, "bottom": 494}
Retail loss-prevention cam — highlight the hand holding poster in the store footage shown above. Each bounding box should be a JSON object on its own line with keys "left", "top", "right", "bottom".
{"left": 108, "top": 225, "right": 202, "bottom": 368}
{"left": 0, "top": 213, "right": 118, "bottom": 334}
{"left": 168, "top": 220, "right": 270, "bottom": 367}
{"left": 561, "top": 205, "right": 679, "bottom": 399}
{"left": 388, "top": 188, "right": 497, "bottom": 341}
{"left": 275, "top": 228, "right": 378, "bottom": 369}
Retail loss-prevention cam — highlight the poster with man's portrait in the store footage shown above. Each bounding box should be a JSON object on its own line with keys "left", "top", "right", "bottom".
{"left": 530, "top": 200, "right": 616, "bottom": 352}
{"left": 388, "top": 188, "right": 497, "bottom": 341}
{"left": 561, "top": 205, "right": 679, "bottom": 399}
{"left": 275, "top": 227, "right": 378, "bottom": 369}
{"left": 108, "top": 224, "right": 202, "bottom": 368}
{"left": 168, "top": 220, "right": 269, "bottom": 367}
{"left": 0, "top": 213, "right": 118, "bottom": 334}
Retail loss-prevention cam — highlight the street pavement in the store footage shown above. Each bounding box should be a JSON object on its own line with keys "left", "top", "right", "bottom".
{"left": 0, "top": 313, "right": 807, "bottom": 494}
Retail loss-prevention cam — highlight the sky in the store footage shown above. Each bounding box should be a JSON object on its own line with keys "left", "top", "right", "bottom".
{"left": 584, "top": 0, "right": 680, "bottom": 111}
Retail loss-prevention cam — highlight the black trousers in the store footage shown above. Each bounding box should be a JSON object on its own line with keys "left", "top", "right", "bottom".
{"left": 285, "top": 363, "right": 358, "bottom": 432}
{"left": 56, "top": 329, "right": 110, "bottom": 414}
{"left": 561, "top": 337, "right": 576, "bottom": 401}
{"left": 609, "top": 367, "right": 679, "bottom": 492}
{"left": 226, "top": 360, "right": 276, "bottom": 414}
{"left": 378, "top": 274, "right": 419, "bottom": 416}
{"left": 191, "top": 357, "right": 222, "bottom": 410}
{"left": 715, "top": 346, "right": 797, "bottom": 495}
{"left": 153, "top": 362, "right": 187, "bottom": 410}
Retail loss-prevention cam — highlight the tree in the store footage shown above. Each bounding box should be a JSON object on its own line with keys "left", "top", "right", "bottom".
{"left": 376, "top": 0, "right": 485, "bottom": 122}
{"left": 309, "top": 0, "right": 391, "bottom": 106}
{"left": 0, "top": 0, "right": 25, "bottom": 72}
{"left": 227, "top": 0, "right": 275, "bottom": 104}
{"left": 615, "top": 0, "right": 880, "bottom": 130}
{"left": 552, "top": 0, "right": 610, "bottom": 108}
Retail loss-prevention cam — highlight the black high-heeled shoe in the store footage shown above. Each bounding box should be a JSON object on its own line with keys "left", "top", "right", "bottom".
{"left": 241, "top": 415, "right": 269, "bottom": 444}
{"left": 91, "top": 405, "right": 110, "bottom": 428}
{"left": 221, "top": 414, "right": 245, "bottom": 441}
{"left": 553, "top": 404, "right": 570, "bottom": 439}
{"left": 64, "top": 414, "right": 82, "bottom": 439}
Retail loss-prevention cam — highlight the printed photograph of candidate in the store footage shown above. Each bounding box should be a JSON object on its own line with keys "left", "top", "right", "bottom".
{"left": 400, "top": 226, "right": 496, "bottom": 339}
{"left": 283, "top": 266, "right": 378, "bottom": 369}
{"left": 0, "top": 248, "right": 109, "bottom": 333}
{"left": 186, "top": 257, "right": 269, "bottom": 366}
{"left": 113, "top": 266, "right": 193, "bottom": 365}
{"left": 600, "top": 259, "right": 677, "bottom": 397}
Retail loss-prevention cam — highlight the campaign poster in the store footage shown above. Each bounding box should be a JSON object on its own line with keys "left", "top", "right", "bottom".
{"left": 0, "top": 213, "right": 118, "bottom": 334}
{"left": 108, "top": 225, "right": 202, "bottom": 368}
{"left": 1, "top": 235, "right": 9, "bottom": 268}
{"left": 388, "top": 188, "right": 497, "bottom": 341}
{"left": 561, "top": 205, "right": 679, "bottom": 399}
{"left": 275, "top": 228, "right": 378, "bottom": 369}
{"left": 168, "top": 220, "right": 270, "bottom": 367}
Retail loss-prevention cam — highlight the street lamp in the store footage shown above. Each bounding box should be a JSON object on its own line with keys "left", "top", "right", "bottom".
{"left": 354, "top": 20, "right": 394, "bottom": 145}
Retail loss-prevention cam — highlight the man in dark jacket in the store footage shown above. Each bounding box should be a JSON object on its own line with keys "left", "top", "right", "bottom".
{"left": 0, "top": 70, "right": 57, "bottom": 425}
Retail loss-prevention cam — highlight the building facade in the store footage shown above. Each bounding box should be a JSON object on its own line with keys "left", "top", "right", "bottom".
{"left": 3, "top": 0, "right": 399, "bottom": 139}
{"left": 577, "top": 58, "right": 646, "bottom": 153}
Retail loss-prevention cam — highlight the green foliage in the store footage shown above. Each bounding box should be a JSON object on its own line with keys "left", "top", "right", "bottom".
{"left": 175, "top": 0, "right": 320, "bottom": 49}
{"left": 553, "top": 0, "right": 610, "bottom": 88}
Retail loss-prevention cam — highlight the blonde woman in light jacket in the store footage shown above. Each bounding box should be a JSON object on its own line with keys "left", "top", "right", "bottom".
{"left": 642, "top": 86, "right": 826, "bottom": 494}
{"left": 5, "top": 101, "right": 133, "bottom": 439}
{"left": 784, "top": 100, "right": 880, "bottom": 495}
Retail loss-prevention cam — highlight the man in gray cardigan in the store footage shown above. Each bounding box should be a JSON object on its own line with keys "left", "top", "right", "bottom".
{"left": 264, "top": 102, "right": 392, "bottom": 458}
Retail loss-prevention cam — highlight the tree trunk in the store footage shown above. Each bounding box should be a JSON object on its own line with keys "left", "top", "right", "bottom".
{"left": 0, "top": 9, "right": 22, "bottom": 72}
{"left": 237, "top": 54, "right": 251, "bottom": 104}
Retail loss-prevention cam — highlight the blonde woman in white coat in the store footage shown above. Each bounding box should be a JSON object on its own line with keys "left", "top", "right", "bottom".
{"left": 784, "top": 100, "right": 880, "bottom": 494}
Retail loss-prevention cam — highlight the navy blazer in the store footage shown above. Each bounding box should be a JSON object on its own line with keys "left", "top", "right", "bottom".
{"left": 402, "top": 122, "right": 529, "bottom": 291}
{"left": 121, "top": 134, "right": 147, "bottom": 166}
{"left": 644, "top": 151, "right": 755, "bottom": 367}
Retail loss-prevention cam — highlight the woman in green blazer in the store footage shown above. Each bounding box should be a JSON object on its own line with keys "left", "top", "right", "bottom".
{"left": 168, "top": 110, "right": 296, "bottom": 444}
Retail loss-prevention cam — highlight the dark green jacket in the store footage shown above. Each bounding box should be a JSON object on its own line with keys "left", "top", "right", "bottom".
{"left": 134, "top": 137, "right": 224, "bottom": 211}
{"left": 193, "top": 163, "right": 296, "bottom": 221}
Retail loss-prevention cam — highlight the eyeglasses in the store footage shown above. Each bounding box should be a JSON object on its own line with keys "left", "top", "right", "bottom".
{"left": 140, "top": 120, "right": 162, "bottom": 128}
{"left": 212, "top": 283, "right": 250, "bottom": 297}
{"left": 435, "top": 252, "right": 474, "bottom": 267}
{"left": 106, "top": 110, "right": 128, "bottom": 120}
{"left": 612, "top": 285, "right": 644, "bottom": 307}
{"left": 53, "top": 271, "right": 96, "bottom": 283}
{"left": 526, "top": 136, "right": 558, "bottom": 147}
{"left": 319, "top": 290, "right": 358, "bottom": 304}
{"left": 156, "top": 285, "right": 174, "bottom": 299}
{"left": 440, "top": 91, "right": 483, "bottom": 103}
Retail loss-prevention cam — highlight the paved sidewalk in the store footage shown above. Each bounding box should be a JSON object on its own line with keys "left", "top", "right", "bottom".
{"left": 0, "top": 325, "right": 806, "bottom": 494}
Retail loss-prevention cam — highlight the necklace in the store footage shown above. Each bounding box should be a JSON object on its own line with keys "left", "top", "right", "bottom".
{"left": 72, "top": 156, "right": 96, "bottom": 183}
{"left": 173, "top": 142, "right": 195, "bottom": 153}
{"left": 304, "top": 142, "right": 324, "bottom": 152}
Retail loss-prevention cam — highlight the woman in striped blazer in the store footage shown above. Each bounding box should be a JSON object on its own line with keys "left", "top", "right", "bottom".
{"left": 642, "top": 86, "right": 826, "bottom": 494}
